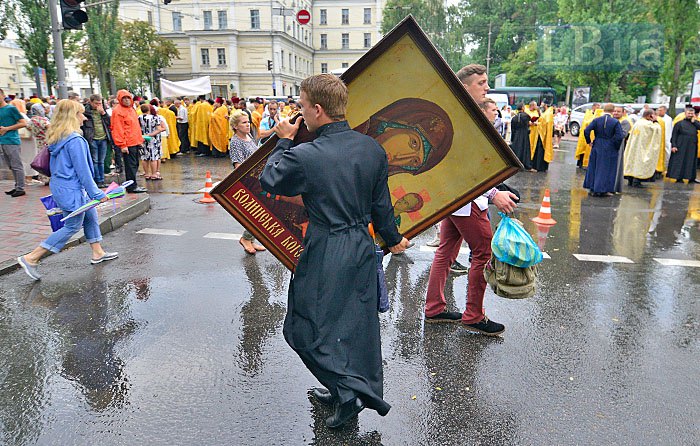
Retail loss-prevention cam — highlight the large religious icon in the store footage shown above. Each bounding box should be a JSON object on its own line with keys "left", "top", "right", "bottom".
{"left": 211, "top": 15, "right": 522, "bottom": 271}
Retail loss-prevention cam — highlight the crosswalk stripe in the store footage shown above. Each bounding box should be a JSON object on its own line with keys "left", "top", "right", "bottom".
{"left": 203, "top": 232, "right": 243, "bottom": 240}
{"left": 653, "top": 258, "right": 700, "bottom": 268}
{"left": 573, "top": 254, "right": 634, "bottom": 263}
{"left": 136, "top": 228, "right": 187, "bottom": 236}
{"left": 419, "top": 245, "right": 470, "bottom": 254}
{"left": 197, "top": 181, "right": 221, "bottom": 193}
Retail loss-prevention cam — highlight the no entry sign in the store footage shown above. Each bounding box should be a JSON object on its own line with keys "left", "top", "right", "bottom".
{"left": 296, "top": 9, "right": 311, "bottom": 25}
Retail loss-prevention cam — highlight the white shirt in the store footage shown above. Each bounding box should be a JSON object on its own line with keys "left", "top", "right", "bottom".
{"left": 660, "top": 114, "right": 672, "bottom": 152}
{"left": 178, "top": 105, "right": 188, "bottom": 123}
{"left": 452, "top": 192, "right": 492, "bottom": 217}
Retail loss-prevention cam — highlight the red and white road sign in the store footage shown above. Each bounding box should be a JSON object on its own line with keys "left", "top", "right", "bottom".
{"left": 296, "top": 9, "right": 311, "bottom": 25}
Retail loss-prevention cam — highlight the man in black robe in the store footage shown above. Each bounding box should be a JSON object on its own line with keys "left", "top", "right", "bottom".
{"left": 260, "top": 74, "right": 410, "bottom": 428}
{"left": 509, "top": 103, "right": 532, "bottom": 170}
{"left": 667, "top": 105, "right": 700, "bottom": 184}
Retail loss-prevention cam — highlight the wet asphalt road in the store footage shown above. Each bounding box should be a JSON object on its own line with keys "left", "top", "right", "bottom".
{"left": 1, "top": 141, "right": 699, "bottom": 445}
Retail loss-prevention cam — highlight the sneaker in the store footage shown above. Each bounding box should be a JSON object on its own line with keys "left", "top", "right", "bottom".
{"left": 10, "top": 190, "right": 26, "bottom": 197}
{"left": 5, "top": 189, "right": 16, "bottom": 195}
{"left": 425, "top": 311, "right": 463, "bottom": 324}
{"left": 426, "top": 236, "right": 440, "bottom": 247}
{"left": 450, "top": 260, "right": 469, "bottom": 274}
{"left": 91, "top": 252, "right": 119, "bottom": 264}
{"left": 17, "top": 256, "right": 41, "bottom": 281}
{"left": 462, "top": 316, "right": 505, "bottom": 336}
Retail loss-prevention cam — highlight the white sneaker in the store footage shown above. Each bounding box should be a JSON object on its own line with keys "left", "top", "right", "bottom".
{"left": 91, "top": 252, "right": 119, "bottom": 264}
{"left": 426, "top": 237, "right": 440, "bottom": 247}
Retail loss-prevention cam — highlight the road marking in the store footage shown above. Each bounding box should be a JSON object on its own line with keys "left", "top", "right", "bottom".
{"left": 420, "top": 245, "right": 551, "bottom": 260}
{"left": 136, "top": 228, "right": 187, "bottom": 236}
{"left": 204, "top": 232, "right": 242, "bottom": 240}
{"left": 573, "top": 254, "right": 633, "bottom": 263}
{"left": 653, "top": 258, "right": 700, "bottom": 268}
{"left": 197, "top": 181, "right": 221, "bottom": 193}
{"left": 553, "top": 149, "right": 569, "bottom": 152}
{"left": 420, "top": 245, "right": 470, "bottom": 254}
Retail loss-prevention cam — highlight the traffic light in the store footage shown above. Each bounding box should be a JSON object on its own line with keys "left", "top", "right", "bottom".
{"left": 267, "top": 60, "right": 273, "bottom": 71}
{"left": 60, "top": 0, "right": 88, "bottom": 30}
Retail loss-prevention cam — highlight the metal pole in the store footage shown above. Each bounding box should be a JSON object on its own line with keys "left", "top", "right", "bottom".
{"left": 486, "top": 21, "right": 492, "bottom": 77}
{"left": 49, "top": 0, "right": 68, "bottom": 98}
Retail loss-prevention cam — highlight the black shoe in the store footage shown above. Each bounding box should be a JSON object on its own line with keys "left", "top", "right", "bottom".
{"left": 311, "top": 388, "right": 335, "bottom": 406}
{"left": 462, "top": 316, "right": 505, "bottom": 336}
{"left": 5, "top": 189, "right": 16, "bottom": 195}
{"left": 129, "top": 187, "right": 148, "bottom": 193}
{"left": 631, "top": 180, "right": 646, "bottom": 188}
{"left": 10, "top": 190, "right": 26, "bottom": 197}
{"left": 325, "top": 397, "right": 365, "bottom": 429}
{"left": 97, "top": 183, "right": 107, "bottom": 188}
{"left": 425, "top": 311, "right": 463, "bottom": 324}
{"left": 450, "top": 260, "right": 469, "bottom": 274}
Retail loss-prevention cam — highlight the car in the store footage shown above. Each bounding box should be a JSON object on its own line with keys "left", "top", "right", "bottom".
{"left": 568, "top": 102, "right": 623, "bottom": 136}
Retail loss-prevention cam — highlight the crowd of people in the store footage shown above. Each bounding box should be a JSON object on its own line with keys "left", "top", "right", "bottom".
{"left": 578, "top": 102, "right": 700, "bottom": 197}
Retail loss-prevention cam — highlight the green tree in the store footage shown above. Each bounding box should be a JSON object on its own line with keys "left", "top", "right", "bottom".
{"left": 84, "top": 0, "right": 121, "bottom": 96}
{"left": 112, "top": 21, "right": 178, "bottom": 96}
{"left": 381, "top": 0, "right": 467, "bottom": 70}
{"left": 13, "top": 0, "right": 83, "bottom": 91}
{"left": 652, "top": 0, "right": 700, "bottom": 115}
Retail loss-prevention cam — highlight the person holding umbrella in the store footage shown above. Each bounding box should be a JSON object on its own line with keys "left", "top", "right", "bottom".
{"left": 17, "top": 100, "right": 118, "bottom": 281}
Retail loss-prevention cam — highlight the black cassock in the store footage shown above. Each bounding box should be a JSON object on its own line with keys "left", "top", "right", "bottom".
{"left": 260, "top": 121, "right": 402, "bottom": 416}
{"left": 667, "top": 119, "right": 700, "bottom": 181}
{"left": 510, "top": 112, "right": 532, "bottom": 170}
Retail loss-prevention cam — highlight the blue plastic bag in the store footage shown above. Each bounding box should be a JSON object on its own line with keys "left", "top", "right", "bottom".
{"left": 491, "top": 212, "right": 543, "bottom": 268}
{"left": 40, "top": 194, "right": 64, "bottom": 232}
{"left": 375, "top": 244, "right": 390, "bottom": 313}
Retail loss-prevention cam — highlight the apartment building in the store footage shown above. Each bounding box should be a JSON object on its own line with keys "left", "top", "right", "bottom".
{"left": 118, "top": 0, "right": 385, "bottom": 98}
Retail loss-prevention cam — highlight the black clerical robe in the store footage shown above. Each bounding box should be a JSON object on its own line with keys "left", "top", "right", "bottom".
{"left": 667, "top": 119, "right": 700, "bottom": 181}
{"left": 260, "top": 121, "right": 402, "bottom": 416}
{"left": 510, "top": 112, "right": 532, "bottom": 170}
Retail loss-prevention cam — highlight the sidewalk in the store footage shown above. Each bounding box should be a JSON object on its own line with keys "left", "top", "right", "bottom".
{"left": 0, "top": 178, "right": 150, "bottom": 275}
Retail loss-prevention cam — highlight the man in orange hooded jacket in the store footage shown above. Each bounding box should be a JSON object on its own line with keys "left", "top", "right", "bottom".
{"left": 111, "top": 90, "right": 147, "bottom": 193}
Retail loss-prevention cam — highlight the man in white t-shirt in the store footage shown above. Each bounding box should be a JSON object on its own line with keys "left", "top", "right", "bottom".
{"left": 423, "top": 64, "right": 518, "bottom": 336}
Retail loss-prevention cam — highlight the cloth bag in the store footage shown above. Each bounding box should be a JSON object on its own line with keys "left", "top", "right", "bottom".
{"left": 368, "top": 223, "right": 390, "bottom": 313}
{"left": 30, "top": 146, "right": 51, "bottom": 177}
{"left": 491, "top": 212, "right": 543, "bottom": 268}
{"left": 375, "top": 244, "right": 390, "bottom": 312}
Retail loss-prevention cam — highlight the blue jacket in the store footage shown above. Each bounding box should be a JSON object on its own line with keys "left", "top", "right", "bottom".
{"left": 48, "top": 132, "right": 106, "bottom": 212}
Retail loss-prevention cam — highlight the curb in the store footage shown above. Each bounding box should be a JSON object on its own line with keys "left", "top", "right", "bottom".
{"left": 0, "top": 194, "right": 151, "bottom": 277}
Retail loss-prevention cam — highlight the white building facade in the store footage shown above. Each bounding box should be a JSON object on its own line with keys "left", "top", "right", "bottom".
{"left": 118, "top": 0, "right": 385, "bottom": 98}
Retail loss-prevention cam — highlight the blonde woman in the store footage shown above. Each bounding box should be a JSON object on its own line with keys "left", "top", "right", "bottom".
{"left": 228, "top": 110, "right": 265, "bottom": 254}
{"left": 18, "top": 100, "right": 118, "bottom": 281}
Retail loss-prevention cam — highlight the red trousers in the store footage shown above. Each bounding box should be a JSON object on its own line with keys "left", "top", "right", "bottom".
{"left": 425, "top": 203, "right": 492, "bottom": 324}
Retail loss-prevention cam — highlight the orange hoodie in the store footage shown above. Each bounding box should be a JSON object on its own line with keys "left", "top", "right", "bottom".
{"left": 111, "top": 90, "right": 144, "bottom": 148}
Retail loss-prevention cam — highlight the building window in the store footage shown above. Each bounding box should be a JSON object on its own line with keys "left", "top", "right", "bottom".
{"left": 172, "top": 12, "right": 182, "bottom": 32}
{"left": 364, "top": 33, "right": 371, "bottom": 48}
{"left": 342, "top": 33, "right": 349, "bottom": 49}
{"left": 9, "top": 55, "right": 13, "bottom": 64}
{"left": 342, "top": 62, "right": 349, "bottom": 68}
{"left": 217, "top": 48, "right": 226, "bottom": 66}
{"left": 364, "top": 8, "right": 371, "bottom": 24}
{"left": 321, "top": 63, "right": 328, "bottom": 74}
{"left": 341, "top": 9, "right": 349, "bottom": 25}
{"left": 281, "top": 50, "right": 285, "bottom": 68}
{"left": 294, "top": 55, "right": 297, "bottom": 72}
{"left": 147, "top": 11, "right": 153, "bottom": 25}
{"left": 289, "top": 54, "right": 293, "bottom": 68}
{"left": 320, "top": 9, "right": 327, "bottom": 25}
{"left": 218, "top": 10, "right": 227, "bottom": 29}
{"left": 203, "top": 11, "right": 212, "bottom": 30}
{"left": 201, "top": 48, "right": 210, "bottom": 66}
{"left": 250, "top": 10, "right": 260, "bottom": 29}
{"left": 320, "top": 34, "right": 327, "bottom": 49}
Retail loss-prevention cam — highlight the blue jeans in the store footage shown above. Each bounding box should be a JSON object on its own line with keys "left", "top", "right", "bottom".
{"left": 40, "top": 207, "right": 102, "bottom": 253}
{"left": 90, "top": 139, "right": 108, "bottom": 184}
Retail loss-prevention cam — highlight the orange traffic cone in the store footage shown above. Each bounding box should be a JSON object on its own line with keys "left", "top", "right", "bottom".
{"left": 531, "top": 189, "right": 557, "bottom": 225}
{"left": 534, "top": 222, "right": 552, "bottom": 250}
{"left": 199, "top": 170, "right": 216, "bottom": 204}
